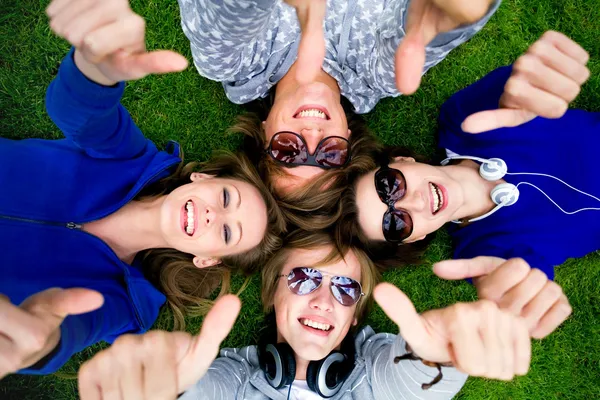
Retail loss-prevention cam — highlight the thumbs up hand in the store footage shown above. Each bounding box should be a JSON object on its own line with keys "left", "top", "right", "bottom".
{"left": 434, "top": 257, "right": 572, "bottom": 339}
{"left": 374, "top": 283, "right": 531, "bottom": 380}
{"left": 461, "top": 31, "right": 590, "bottom": 134}
{"left": 0, "top": 288, "right": 104, "bottom": 379}
{"left": 78, "top": 295, "right": 241, "bottom": 400}
{"left": 396, "top": 0, "right": 495, "bottom": 94}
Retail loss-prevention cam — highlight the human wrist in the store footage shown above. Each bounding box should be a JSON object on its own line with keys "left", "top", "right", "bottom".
{"left": 73, "top": 50, "right": 118, "bottom": 87}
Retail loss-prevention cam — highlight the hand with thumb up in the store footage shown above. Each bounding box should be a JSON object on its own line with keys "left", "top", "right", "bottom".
{"left": 461, "top": 31, "right": 590, "bottom": 134}
{"left": 374, "top": 283, "right": 531, "bottom": 380}
{"left": 395, "top": 0, "right": 496, "bottom": 95}
{"left": 0, "top": 288, "right": 104, "bottom": 379}
{"left": 434, "top": 257, "right": 572, "bottom": 339}
{"left": 77, "top": 294, "right": 241, "bottom": 400}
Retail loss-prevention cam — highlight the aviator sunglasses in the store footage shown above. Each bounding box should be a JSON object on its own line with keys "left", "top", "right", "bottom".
{"left": 375, "top": 166, "right": 414, "bottom": 243}
{"left": 279, "top": 267, "right": 364, "bottom": 306}
{"left": 266, "top": 131, "right": 350, "bottom": 168}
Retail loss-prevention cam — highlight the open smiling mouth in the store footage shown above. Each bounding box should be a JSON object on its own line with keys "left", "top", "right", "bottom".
{"left": 183, "top": 200, "right": 197, "bottom": 236}
{"left": 429, "top": 182, "right": 445, "bottom": 214}
{"left": 293, "top": 105, "right": 330, "bottom": 120}
{"left": 298, "top": 318, "right": 334, "bottom": 336}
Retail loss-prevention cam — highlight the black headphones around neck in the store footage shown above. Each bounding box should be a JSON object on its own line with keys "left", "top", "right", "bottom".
{"left": 258, "top": 340, "right": 355, "bottom": 398}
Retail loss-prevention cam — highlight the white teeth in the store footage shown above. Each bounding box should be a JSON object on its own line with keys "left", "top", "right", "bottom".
{"left": 297, "top": 109, "right": 327, "bottom": 119}
{"left": 430, "top": 183, "right": 442, "bottom": 213}
{"left": 185, "top": 201, "right": 195, "bottom": 235}
{"left": 301, "top": 318, "right": 331, "bottom": 331}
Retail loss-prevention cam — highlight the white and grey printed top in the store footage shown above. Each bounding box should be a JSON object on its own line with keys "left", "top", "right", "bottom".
{"left": 177, "top": 0, "right": 501, "bottom": 113}
{"left": 180, "top": 326, "right": 468, "bottom": 400}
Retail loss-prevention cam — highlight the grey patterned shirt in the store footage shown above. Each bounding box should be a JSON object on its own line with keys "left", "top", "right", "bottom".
{"left": 177, "top": 0, "right": 501, "bottom": 113}
{"left": 180, "top": 326, "right": 468, "bottom": 400}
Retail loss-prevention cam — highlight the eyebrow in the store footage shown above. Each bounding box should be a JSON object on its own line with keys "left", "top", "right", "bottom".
{"left": 235, "top": 184, "right": 241, "bottom": 209}
{"left": 236, "top": 222, "right": 243, "bottom": 246}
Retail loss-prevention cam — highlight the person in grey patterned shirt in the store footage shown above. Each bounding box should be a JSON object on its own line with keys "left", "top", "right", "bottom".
{"left": 77, "top": 231, "right": 532, "bottom": 400}
{"left": 177, "top": 0, "right": 501, "bottom": 195}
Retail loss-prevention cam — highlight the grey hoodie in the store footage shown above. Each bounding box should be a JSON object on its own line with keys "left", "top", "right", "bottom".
{"left": 180, "top": 326, "right": 468, "bottom": 399}
{"left": 177, "top": 0, "right": 501, "bottom": 113}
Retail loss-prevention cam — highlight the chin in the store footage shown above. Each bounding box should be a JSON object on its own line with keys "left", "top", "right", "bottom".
{"left": 295, "top": 346, "right": 332, "bottom": 361}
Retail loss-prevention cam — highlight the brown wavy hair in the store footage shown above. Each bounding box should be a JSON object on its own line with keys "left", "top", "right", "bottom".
{"left": 137, "top": 150, "right": 286, "bottom": 330}
{"left": 261, "top": 230, "right": 379, "bottom": 325}
{"left": 336, "top": 146, "right": 436, "bottom": 272}
{"left": 230, "top": 97, "right": 382, "bottom": 231}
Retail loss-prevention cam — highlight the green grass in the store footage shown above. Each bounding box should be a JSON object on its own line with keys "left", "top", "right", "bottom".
{"left": 1, "top": 0, "right": 599, "bottom": 398}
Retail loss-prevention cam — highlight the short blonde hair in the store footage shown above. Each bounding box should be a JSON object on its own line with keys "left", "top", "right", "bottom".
{"left": 261, "top": 230, "right": 379, "bottom": 324}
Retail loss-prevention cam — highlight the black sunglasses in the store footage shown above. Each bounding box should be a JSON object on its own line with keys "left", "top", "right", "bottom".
{"left": 266, "top": 131, "right": 350, "bottom": 169}
{"left": 375, "top": 166, "right": 414, "bottom": 243}
{"left": 279, "top": 267, "right": 364, "bottom": 306}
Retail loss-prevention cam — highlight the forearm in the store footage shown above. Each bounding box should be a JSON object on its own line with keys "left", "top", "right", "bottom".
{"left": 46, "top": 48, "right": 148, "bottom": 158}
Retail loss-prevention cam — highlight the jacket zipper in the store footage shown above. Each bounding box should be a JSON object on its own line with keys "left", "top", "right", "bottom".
{"left": 1, "top": 157, "right": 179, "bottom": 328}
{"left": 0, "top": 215, "right": 81, "bottom": 229}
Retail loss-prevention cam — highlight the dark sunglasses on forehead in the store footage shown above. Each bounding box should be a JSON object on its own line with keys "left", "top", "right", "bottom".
{"left": 279, "top": 267, "right": 364, "bottom": 306}
{"left": 375, "top": 166, "right": 414, "bottom": 243}
{"left": 266, "top": 131, "right": 351, "bottom": 169}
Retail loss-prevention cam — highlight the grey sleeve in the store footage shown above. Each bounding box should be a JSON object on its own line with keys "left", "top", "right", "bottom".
{"left": 375, "top": 0, "right": 502, "bottom": 94}
{"left": 178, "top": 356, "right": 247, "bottom": 400}
{"left": 368, "top": 335, "right": 468, "bottom": 400}
{"left": 176, "top": 0, "right": 278, "bottom": 81}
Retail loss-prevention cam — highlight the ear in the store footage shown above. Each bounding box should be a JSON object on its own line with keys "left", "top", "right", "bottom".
{"left": 404, "top": 235, "right": 426, "bottom": 243}
{"left": 393, "top": 156, "right": 416, "bottom": 163}
{"left": 352, "top": 317, "right": 358, "bottom": 326}
{"left": 193, "top": 256, "right": 221, "bottom": 268}
{"left": 190, "top": 172, "right": 215, "bottom": 182}
{"left": 347, "top": 129, "right": 351, "bottom": 136}
{"left": 262, "top": 121, "right": 266, "bottom": 126}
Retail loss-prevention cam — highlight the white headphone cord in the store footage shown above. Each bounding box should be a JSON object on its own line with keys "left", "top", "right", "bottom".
{"left": 507, "top": 172, "right": 600, "bottom": 203}
{"left": 515, "top": 181, "right": 600, "bottom": 215}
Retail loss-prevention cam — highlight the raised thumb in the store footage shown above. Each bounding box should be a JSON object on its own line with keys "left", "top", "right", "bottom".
{"left": 461, "top": 109, "right": 537, "bottom": 134}
{"left": 294, "top": 2, "right": 326, "bottom": 84}
{"left": 21, "top": 288, "right": 104, "bottom": 322}
{"left": 394, "top": 31, "right": 426, "bottom": 95}
{"left": 373, "top": 283, "right": 429, "bottom": 349}
{"left": 433, "top": 256, "right": 505, "bottom": 280}
{"left": 177, "top": 295, "right": 241, "bottom": 391}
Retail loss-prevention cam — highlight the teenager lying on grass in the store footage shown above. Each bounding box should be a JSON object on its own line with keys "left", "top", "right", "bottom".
{"left": 339, "top": 31, "right": 593, "bottom": 339}
{"left": 0, "top": 0, "right": 286, "bottom": 378}
{"left": 176, "top": 0, "right": 501, "bottom": 201}
{"left": 76, "top": 231, "right": 532, "bottom": 400}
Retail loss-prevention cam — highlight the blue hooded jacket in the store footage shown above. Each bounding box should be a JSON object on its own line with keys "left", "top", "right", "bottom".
{"left": 0, "top": 49, "right": 181, "bottom": 374}
{"left": 438, "top": 66, "right": 600, "bottom": 280}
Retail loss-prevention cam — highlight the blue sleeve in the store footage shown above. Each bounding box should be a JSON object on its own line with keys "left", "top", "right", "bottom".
{"left": 18, "top": 287, "right": 140, "bottom": 375}
{"left": 45, "top": 48, "right": 150, "bottom": 160}
{"left": 438, "top": 65, "right": 513, "bottom": 149}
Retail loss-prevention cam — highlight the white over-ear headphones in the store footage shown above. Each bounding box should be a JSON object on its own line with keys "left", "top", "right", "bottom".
{"left": 440, "top": 154, "right": 600, "bottom": 223}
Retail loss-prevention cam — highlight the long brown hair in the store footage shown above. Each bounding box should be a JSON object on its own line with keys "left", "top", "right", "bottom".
{"left": 336, "top": 146, "right": 436, "bottom": 272}
{"left": 138, "top": 151, "right": 286, "bottom": 330}
{"left": 261, "top": 230, "right": 379, "bottom": 325}
{"left": 230, "top": 97, "right": 382, "bottom": 231}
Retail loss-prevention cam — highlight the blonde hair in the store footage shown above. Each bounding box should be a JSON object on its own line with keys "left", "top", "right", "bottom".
{"left": 261, "top": 230, "right": 379, "bottom": 324}
{"left": 138, "top": 151, "right": 286, "bottom": 330}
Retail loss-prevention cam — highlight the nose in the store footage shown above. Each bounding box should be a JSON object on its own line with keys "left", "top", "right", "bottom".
{"left": 203, "top": 205, "right": 218, "bottom": 227}
{"left": 300, "top": 127, "right": 324, "bottom": 155}
{"left": 308, "top": 283, "right": 334, "bottom": 313}
{"left": 395, "top": 189, "right": 426, "bottom": 213}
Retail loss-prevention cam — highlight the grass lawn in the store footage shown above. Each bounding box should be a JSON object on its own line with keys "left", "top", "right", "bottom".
{"left": 1, "top": 0, "right": 599, "bottom": 398}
